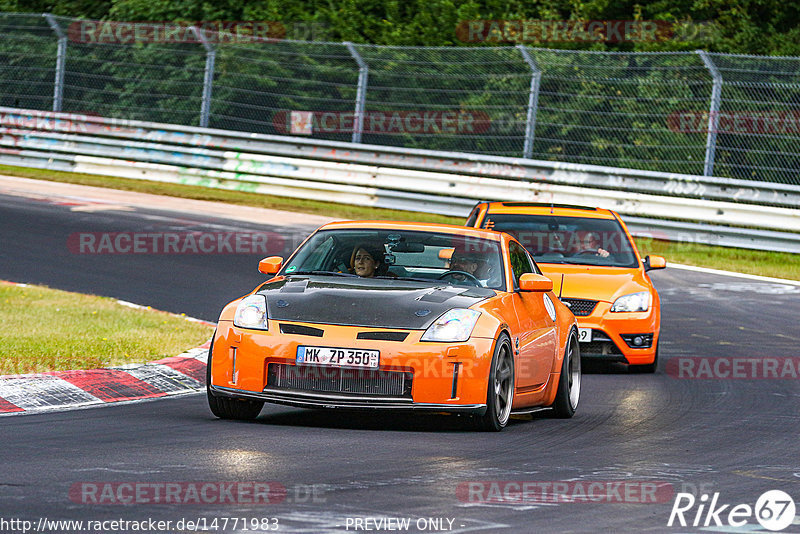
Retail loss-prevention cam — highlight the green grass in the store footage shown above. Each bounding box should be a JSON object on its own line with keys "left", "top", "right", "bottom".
{"left": 634, "top": 238, "right": 800, "bottom": 281}
{"left": 0, "top": 283, "right": 213, "bottom": 375}
{"left": 2, "top": 164, "right": 798, "bottom": 281}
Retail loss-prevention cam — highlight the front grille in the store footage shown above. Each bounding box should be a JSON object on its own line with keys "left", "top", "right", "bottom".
{"left": 580, "top": 331, "right": 622, "bottom": 355}
{"left": 580, "top": 341, "right": 621, "bottom": 355}
{"left": 561, "top": 298, "right": 598, "bottom": 316}
{"left": 267, "top": 364, "right": 412, "bottom": 397}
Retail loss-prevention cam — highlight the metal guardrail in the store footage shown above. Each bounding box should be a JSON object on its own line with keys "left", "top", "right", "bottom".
{"left": 0, "top": 107, "right": 798, "bottom": 253}
{"left": 622, "top": 218, "right": 800, "bottom": 254}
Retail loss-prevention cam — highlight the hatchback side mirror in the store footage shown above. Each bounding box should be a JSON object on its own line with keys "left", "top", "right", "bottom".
{"left": 644, "top": 255, "right": 666, "bottom": 271}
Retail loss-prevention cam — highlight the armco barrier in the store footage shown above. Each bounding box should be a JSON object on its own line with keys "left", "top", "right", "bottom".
{"left": 0, "top": 107, "right": 798, "bottom": 253}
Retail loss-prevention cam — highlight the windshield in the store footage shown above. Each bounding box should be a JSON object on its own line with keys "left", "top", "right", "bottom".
{"left": 482, "top": 214, "right": 639, "bottom": 268}
{"left": 282, "top": 229, "right": 506, "bottom": 290}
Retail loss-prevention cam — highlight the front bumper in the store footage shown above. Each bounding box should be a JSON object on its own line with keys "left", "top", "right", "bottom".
{"left": 572, "top": 301, "right": 658, "bottom": 365}
{"left": 210, "top": 385, "right": 487, "bottom": 414}
{"left": 209, "top": 321, "right": 497, "bottom": 408}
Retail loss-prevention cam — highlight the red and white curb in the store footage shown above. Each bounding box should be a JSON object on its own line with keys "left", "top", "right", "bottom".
{"left": 1, "top": 280, "right": 214, "bottom": 415}
{"left": 0, "top": 342, "right": 211, "bottom": 415}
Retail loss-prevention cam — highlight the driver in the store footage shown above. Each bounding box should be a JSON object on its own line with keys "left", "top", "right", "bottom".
{"left": 568, "top": 231, "right": 610, "bottom": 258}
{"left": 584, "top": 233, "right": 610, "bottom": 258}
{"left": 448, "top": 249, "right": 492, "bottom": 285}
{"left": 449, "top": 251, "right": 481, "bottom": 276}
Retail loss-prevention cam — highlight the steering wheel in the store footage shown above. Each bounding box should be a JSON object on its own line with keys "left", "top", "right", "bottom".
{"left": 438, "top": 270, "right": 481, "bottom": 286}
{"left": 573, "top": 249, "right": 601, "bottom": 256}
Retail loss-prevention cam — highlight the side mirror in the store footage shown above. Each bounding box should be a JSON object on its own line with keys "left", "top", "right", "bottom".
{"left": 519, "top": 273, "right": 553, "bottom": 292}
{"left": 258, "top": 256, "right": 283, "bottom": 275}
{"left": 644, "top": 255, "right": 666, "bottom": 272}
{"left": 439, "top": 248, "right": 455, "bottom": 260}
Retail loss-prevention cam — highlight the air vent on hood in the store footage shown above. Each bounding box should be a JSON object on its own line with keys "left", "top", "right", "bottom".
{"left": 279, "top": 324, "right": 324, "bottom": 337}
{"left": 356, "top": 331, "right": 409, "bottom": 342}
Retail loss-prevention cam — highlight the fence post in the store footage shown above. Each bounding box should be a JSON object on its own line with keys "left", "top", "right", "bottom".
{"left": 696, "top": 50, "right": 722, "bottom": 177}
{"left": 517, "top": 45, "right": 542, "bottom": 160}
{"left": 190, "top": 26, "right": 215, "bottom": 128}
{"left": 345, "top": 42, "right": 368, "bottom": 144}
{"left": 43, "top": 14, "right": 66, "bottom": 113}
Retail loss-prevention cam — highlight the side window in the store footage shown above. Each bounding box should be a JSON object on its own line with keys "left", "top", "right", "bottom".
{"left": 527, "top": 252, "right": 542, "bottom": 275}
{"left": 509, "top": 241, "right": 534, "bottom": 288}
{"left": 465, "top": 204, "right": 483, "bottom": 227}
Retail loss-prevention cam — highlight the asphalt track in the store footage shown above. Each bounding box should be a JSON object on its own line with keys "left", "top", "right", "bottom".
{"left": 1, "top": 188, "right": 799, "bottom": 533}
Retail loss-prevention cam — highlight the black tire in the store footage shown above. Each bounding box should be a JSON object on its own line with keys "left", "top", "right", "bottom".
{"left": 630, "top": 343, "right": 658, "bottom": 374}
{"left": 474, "top": 333, "right": 515, "bottom": 432}
{"left": 206, "top": 335, "right": 264, "bottom": 420}
{"left": 551, "top": 328, "right": 581, "bottom": 418}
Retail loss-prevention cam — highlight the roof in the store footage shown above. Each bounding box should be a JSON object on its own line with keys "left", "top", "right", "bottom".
{"left": 318, "top": 220, "right": 506, "bottom": 241}
{"left": 481, "top": 202, "right": 617, "bottom": 220}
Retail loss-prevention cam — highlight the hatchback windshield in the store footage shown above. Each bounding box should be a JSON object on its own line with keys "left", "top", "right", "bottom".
{"left": 482, "top": 214, "right": 639, "bottom": 268}
{"left": 282, "top": 229, "right": 505, "bottom": 289}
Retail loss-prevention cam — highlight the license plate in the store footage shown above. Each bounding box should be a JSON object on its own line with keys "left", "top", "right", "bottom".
{"left": 296, "top": 346, "right": 379, "bottom": 368}
{"left": 578, "top": 328, "right": 592, "bottom": 342}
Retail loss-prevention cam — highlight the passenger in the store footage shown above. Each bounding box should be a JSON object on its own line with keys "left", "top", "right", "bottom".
{"left": 349, "top": 243, "right": 387, "bottom": 277}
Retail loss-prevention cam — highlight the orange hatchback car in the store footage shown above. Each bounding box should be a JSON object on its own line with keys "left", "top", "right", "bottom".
{"left": 467, "top": 202, "right": 665, "bottom": 372}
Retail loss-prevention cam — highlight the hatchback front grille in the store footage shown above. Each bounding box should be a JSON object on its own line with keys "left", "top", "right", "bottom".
{"left": 561, "top": 298, "right": 598, "bottom": 316}
{"left": 267, "top": 364, "right": 412, "bottom": 397}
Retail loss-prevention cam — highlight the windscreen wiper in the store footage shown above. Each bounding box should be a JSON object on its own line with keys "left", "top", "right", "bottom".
{"left": 560, "top": 259, "right": 609, "bottom": 265}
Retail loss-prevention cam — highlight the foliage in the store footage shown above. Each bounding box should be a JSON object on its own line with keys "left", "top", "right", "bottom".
{"left": 0, "top": 3, "right": 798, "bottom": 182}
{"left": 2, "top": 0, "right": 799, "bottom": 54}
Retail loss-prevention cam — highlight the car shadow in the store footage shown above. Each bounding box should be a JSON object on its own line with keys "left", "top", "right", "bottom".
{"left": 581, "top": 358, "right": 646, "bottom": 374}
{"left": 252, "top": 408, "right": 546, "bottom": 432}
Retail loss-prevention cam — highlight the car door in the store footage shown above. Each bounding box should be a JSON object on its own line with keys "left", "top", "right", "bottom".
{"left": 508, "top": 241, "right": 557, "bottom": 389}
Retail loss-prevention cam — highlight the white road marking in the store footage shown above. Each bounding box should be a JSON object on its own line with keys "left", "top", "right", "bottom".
{"left": 70, "top": 204, "right": 134, "bottom": 212}
{"left": 669, "top": 263, "right": 800, "bottom": 286}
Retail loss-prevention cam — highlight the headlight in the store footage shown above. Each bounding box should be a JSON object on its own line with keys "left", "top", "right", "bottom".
{"left": 233, "top": 294, "right": 269, "bottom": 330}
{"left": 421, "top": 309, "right": 481, "bottom": 342}
{"left": 610, "top": 291, "right": 650, "bottom": 312}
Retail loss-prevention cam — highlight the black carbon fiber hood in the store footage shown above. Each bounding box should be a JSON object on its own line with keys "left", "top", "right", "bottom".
{"left": 257, "top": 276, "right": 495, "bottom": 329}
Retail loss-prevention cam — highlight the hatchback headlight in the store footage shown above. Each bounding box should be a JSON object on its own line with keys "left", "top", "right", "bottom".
{"left": 610, "top": 291, "right": 650, "bottom": 313}
{"left": 421, "top": 309, "right": 481, "bottom": 342}
{"left": 234, "top": 294, "right": 269, "bottom": 330}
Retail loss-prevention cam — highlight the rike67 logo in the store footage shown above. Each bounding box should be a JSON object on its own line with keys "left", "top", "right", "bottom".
{"left": 668, "top": 490, "right": 796, "bottom": 531}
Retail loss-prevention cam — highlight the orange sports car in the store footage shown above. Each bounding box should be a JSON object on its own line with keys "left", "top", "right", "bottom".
{"left": 207, "top": 221, "right": 580, "bottom": 431}
{"left": 467, "top": 203, "right": 665, "bottom": 373}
